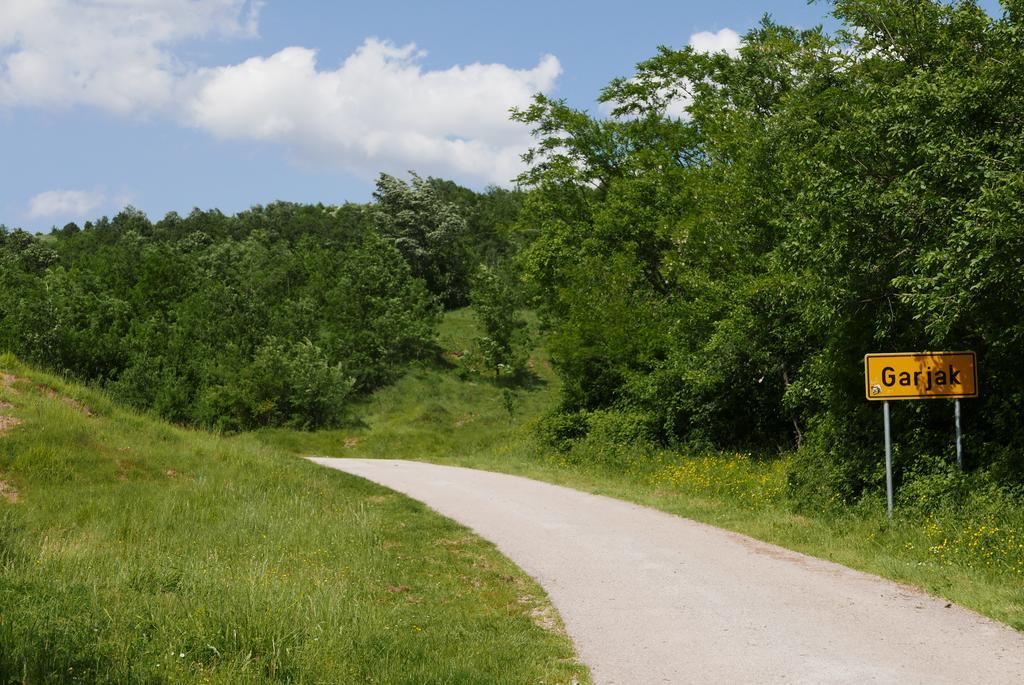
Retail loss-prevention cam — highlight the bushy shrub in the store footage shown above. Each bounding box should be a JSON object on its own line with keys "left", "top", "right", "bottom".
{"left": 535, "top": 410, "right": 591, "bottom": 452}
{"left": 198, "top": 338, "right": 354, "bottom": 431}
{"left": 535, "top": 408, "right": 660, "bottom": 470}
{"left": 583, "top": 409, "right": 659, "bottom": 447}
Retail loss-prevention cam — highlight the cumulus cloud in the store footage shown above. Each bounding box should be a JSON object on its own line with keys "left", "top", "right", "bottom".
{"left": 688, "top": 28, "right": 743, "bottom": 58}
{"left": 186, "top": 40, "right": 561, "bottom": 183}
{"left": 27, "top": 189, "right": 105, "bottom": 218}
{"left": 0, "top": 0, "right": 262, "bottom": 114}
{"left": 0, "top": 0, "right": 561, "bottom": 186}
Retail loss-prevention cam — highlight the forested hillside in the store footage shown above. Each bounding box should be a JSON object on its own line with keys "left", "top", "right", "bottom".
{"left": 513, "top": 0, "right": 1024, "bottom": 505}
{"left": 0, "top": 177, "right": 523, "bottom": 431}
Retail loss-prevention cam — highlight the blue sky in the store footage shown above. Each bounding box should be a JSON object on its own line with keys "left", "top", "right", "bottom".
{"left": 0, "top": 1, "right": 1004, "bottom": 232}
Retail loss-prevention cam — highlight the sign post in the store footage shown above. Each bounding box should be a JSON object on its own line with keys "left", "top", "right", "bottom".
{"left": 883, "top": 400, "right": 893, "bottom": 518}
{"left": 955, "top": 399, "right": 963, "bottom": 470}
{"left": 864, "top": 351, "right": 978, "bottom": 518}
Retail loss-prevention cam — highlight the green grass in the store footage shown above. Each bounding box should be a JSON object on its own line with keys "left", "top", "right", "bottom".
{"left": 258, "top": 309, "right": 1024, "bottom": 632}
{"left": 255, "top": 310, "right": 556, "bottom": 472}
{"left": 0, "top": 352, "right": 588, "bottom": 684}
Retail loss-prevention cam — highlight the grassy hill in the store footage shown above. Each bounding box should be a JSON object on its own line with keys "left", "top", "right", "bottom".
{"left": 0, "top": 352, "right": 588, "bottom": 683}
{"left": 255, "top": 309, "right": 560, "bottom": 474}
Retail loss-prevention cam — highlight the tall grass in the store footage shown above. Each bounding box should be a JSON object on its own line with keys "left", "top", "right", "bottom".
{"left": 0, "top": 352, "right": 587, "bottom": 683}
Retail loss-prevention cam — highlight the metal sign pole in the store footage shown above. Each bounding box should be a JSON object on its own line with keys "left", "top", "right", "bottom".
{"left": 865, "top": 351, "right": 979, "bottom": 519}
{"left": 884, "top": 400, "right": 893, "bottom": 519}
{"left": 955, "top": 399, "right": 963, "bottom": 470}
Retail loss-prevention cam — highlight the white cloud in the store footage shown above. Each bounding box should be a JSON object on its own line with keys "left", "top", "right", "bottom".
{"left": 0, "top": 1, "right": 560, "bottom": 185}
{"left": 0, "top": 0, "right": 262, "bottom": 114}
{"left": 688, "top": 28, "right": 743, "bottom": 58}
{"left": 185, "top": 40, "right": 561, "bottom": 184}
{"left": 27, "top": 189, "right": 105, "bottom": 218}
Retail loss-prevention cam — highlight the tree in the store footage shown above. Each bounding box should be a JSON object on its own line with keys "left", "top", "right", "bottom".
{"left": 514, "top": 1, "right": 1024, "bottom": 499}
{"left": 469, "top": 265, "right": 530, "bottom": 381}
{"left": 373, "top": 173, "right": 472, "bottom": 308}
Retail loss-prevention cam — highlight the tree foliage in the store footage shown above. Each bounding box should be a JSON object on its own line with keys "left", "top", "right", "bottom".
{"left": 468, "top": 265, "right": 530, "bottom": 380}
{"left": 373, "top": 173, "right": 473, "bottom": 308}
{"left": 0, "top": 203, "right": 439, "bottom": 431}
{"left": 515, "top": 0, "right": 1024, "bottom": 499}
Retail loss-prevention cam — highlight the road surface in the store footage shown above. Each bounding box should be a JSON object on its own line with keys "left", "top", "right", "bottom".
{"left": 309, "top": 457, "right": 1024, "bottom": 684}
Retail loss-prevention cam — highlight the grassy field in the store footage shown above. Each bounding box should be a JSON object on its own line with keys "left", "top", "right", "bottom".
{"left": 0, "top": 352, "right": 588, "bottom": 684}
{"left": 259, "top": 309, "right": 1024, "bottom": 632}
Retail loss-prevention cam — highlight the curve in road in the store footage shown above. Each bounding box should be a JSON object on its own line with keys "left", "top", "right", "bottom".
{"left": 309, "top": 457, "right": 1024, "bottom": 685}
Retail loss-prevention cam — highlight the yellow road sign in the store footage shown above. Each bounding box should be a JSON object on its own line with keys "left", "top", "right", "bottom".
{"left": 864, "top": 352, "right": 978, "bottom": 400}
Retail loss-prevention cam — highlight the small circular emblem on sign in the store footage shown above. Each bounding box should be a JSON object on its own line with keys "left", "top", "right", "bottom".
{"left": 871, "top": 384, "right": 882, "bottom": 396}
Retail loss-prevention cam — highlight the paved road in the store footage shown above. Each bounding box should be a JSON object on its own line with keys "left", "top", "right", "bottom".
{"left": 309, "top": 457, "right": 1024, "bottom": 684}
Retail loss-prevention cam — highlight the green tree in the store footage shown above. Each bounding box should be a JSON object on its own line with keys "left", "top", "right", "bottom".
{"left": 514, "top": 0, "right": 1024, "bottom": 499}
{"left": 469, "top": 265, "right": 530, "bottom": 381}
{"left": 373, "top": 173, "right": 472, "bottom": 307}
